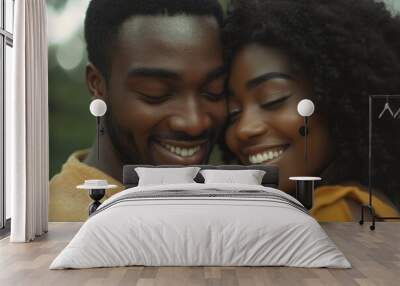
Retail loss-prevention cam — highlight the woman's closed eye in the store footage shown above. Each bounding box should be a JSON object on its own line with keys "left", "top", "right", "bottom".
{"left": 261, "top": 94, "right": 292, "bottom": 110}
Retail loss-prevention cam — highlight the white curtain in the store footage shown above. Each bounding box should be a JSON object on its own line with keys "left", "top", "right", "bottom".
{"left": 6, "top": 0, "right": 49, "bottom": 242}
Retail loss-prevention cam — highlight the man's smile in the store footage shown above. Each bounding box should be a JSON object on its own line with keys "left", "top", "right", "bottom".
{"left": 160, "top": 142, "right": 201, "bottom": 157}
{"left": 151, "top": 138, "right": 209, "bottom": 164}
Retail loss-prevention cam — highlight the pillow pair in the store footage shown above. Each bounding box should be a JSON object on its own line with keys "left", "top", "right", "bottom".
{"left": 135, "top": 167, "right": 265, "bottom": 186}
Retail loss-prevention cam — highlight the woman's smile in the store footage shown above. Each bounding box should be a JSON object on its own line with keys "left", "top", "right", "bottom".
{"left": 242, "top": 143, "right": 289, "bottom": 164}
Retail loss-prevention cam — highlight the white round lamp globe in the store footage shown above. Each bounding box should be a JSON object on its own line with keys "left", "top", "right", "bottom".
{"left": 89, "top": 99, "right": 107, "bottom": 117}
{"left": 297, "top": 99, "right": 315, "bottom": 117}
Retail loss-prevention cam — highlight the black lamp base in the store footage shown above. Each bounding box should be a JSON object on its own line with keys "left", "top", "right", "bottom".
{"left": 290, "top": 177, "right": 321, "bottom": 210}
{"left": 295, "top": 180, "right": 315, "bottom": 210}
{"left": 88, "top": 189, "right": 105, "bottom": 215}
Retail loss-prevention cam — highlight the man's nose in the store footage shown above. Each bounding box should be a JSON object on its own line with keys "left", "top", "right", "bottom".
{"left": 168, "top": 95, "right": 212, "bottom": 137}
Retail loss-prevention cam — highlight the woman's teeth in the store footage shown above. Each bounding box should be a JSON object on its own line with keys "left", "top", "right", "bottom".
{"left": 249, "top": 148, "right": 284, "bottom": 164}
{"left": 160, "top": 142, "right": 201, "bottom": 157}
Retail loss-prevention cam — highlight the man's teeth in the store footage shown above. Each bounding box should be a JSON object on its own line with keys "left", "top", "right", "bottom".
{"left": 160, "top": 142, "right": 201, "bottom": 157}
{"left": 249, "top": 148, "right": 284, "bottom": 164}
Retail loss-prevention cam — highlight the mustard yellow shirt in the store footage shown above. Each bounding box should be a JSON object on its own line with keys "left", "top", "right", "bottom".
{"left": 311, "top": 185, "right": 398, "bottom": 221}
{"left": 49, "top": 150, "right": 124, "bottom": 221}
{"left": 50, "top": 150, "right": 399, "bottom": 222}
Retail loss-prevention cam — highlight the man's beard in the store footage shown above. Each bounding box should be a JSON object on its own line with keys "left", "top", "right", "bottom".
{"left": 104, "top": 111, "right": 221, "bottom": 165}
{"left": 151, "top": 129, "right": 219, "bottom": 164}
{"left": 104, "top": 111, "right": 142, "bottom": 165}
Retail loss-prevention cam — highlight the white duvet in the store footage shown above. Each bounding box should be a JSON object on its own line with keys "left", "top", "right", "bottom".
{"left": 50, "top": 183, "right": 351, "bottom": 269}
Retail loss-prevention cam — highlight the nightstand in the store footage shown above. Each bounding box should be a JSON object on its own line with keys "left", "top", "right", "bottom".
{"left": 77, "top": 180, "right": 117, "bottom": 215}
{"left": 289, "top": 177, "right": 321, "bottom": 210}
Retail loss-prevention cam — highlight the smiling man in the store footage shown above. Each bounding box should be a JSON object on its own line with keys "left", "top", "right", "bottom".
{"left": 49, "top": 0, "right": 227, "bottom": 221}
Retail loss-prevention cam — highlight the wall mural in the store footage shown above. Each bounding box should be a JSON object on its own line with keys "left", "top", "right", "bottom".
{"left": 47, "top": 0, "right": 400, "bottom": 222}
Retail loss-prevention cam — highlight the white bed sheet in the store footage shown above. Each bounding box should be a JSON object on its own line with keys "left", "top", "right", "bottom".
{"left": 50, "top": 183, "right": 351, "bottom": 269}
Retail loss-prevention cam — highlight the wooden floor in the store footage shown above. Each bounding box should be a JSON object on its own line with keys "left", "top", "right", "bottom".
{"left": 0, "top": 222, "right": 399, "bottom": 286}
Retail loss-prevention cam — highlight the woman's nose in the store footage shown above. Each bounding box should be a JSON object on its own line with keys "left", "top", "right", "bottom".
{"left": 235, "top": 109, "right": 269, "bottom": 141}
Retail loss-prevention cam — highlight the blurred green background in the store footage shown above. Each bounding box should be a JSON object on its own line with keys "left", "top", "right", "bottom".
{"left": 48, "top": 0, "right": 231, "bottom": 177}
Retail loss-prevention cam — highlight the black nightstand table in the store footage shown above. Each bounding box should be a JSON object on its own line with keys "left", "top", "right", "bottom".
{"left": 77, "top": 180, "right": 117, "bottom": 215}
{"left": 289, "top": 176, "right": 321, "bottom": 210}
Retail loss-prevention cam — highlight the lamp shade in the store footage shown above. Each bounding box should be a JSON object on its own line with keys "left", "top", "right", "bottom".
{"left": 297, "top": 99, "right": 315, "bottom": 117}
{"left": 89, "top": 99, "right": 107, "bottom": 117}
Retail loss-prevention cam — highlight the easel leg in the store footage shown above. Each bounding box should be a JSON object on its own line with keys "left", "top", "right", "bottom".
{"left": 359, "top": 204, "right": 375, "bottom": 231}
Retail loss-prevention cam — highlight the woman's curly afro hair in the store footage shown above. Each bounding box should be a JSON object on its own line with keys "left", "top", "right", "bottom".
{"left": 222, "top": 0, "right": 400, "bottom": 206}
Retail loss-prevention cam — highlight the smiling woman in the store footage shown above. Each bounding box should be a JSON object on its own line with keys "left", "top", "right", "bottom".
{"left": 222, "top": 0, "right": 400, "bottom": 221}
{"left": 225, "top": 44, "right": 332, "bottom": 195}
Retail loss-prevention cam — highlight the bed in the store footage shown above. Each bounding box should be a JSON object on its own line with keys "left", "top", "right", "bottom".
{"left": 50, "top": 165, "right": 350, "bottom": 269}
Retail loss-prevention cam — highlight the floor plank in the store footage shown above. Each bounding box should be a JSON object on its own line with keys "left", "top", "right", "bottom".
{"left": 0, "top": 222, "right": 399, "bottom": 286}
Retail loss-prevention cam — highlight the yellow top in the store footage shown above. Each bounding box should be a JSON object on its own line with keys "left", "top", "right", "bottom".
{"left": 49, "top": 150, "right": 399, "bottom": 222}
{"left": 311, "top": 185, "right": 398, "bottom": 221}
{"left": 49, "top": 150, "right": 124, "bottom": 221}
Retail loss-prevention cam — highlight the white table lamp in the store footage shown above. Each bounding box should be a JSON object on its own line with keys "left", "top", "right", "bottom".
{"left": 90, "top": 99, "right": 107, "bottom": 160}
{"left": 291, "top": 99, "right": 320, "bottom": 210}
{"left": 297, "top": 99, "right": 315, "bottom": 173}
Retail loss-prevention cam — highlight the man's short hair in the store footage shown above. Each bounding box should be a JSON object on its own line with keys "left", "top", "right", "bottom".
{"left": 84, "top": 0, "right": 224, "bottom": 79}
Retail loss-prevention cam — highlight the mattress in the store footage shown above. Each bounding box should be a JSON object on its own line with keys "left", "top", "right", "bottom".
{"left": 50, "top": 183, "right": 351, "bottom": 269}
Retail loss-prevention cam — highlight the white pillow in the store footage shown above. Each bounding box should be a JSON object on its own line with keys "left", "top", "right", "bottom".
{"left": 135, "top": 167, "right": 200, "bottom": 186}
{"left": 200, "top": 169, "right": 266, "bottom": 185}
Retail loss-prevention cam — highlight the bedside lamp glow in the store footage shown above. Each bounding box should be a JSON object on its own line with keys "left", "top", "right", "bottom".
{"left": 90, "top": 99, "right": 107, "bottom": 117}
{"left": 297, "top": 99, "right": 315, "bottom": 117}
{"left": 90, "top": 99, "right": 107, "bottom": 160}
